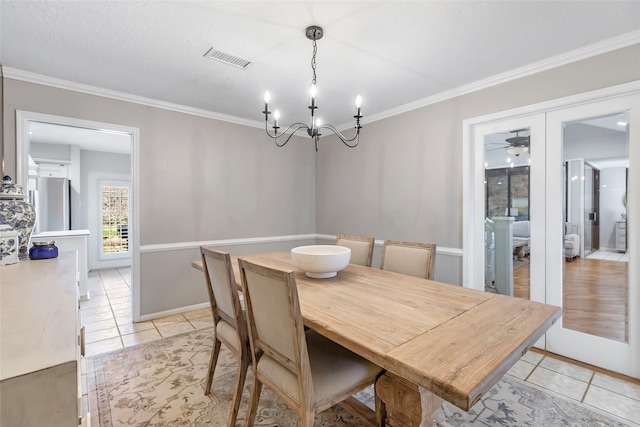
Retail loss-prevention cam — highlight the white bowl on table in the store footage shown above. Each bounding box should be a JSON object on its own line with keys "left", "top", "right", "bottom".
{"left": 290, "top": 245, "right": 351, "bottom": 279}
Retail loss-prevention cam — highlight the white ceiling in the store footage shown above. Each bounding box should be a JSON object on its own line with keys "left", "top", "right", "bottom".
{"left": 2, "top": 1, "right": 640, "bottom": 143}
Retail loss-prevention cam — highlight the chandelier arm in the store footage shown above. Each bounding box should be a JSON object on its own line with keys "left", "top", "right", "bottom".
{"left": 317, "top": 124, "right": 361, "bottom": 147}
{"left": 265, "top": 122, "right": 310, "bottom": 147}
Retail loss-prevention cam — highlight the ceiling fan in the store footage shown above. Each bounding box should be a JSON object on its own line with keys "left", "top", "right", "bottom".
{"left": 487, "top": 129, "right": 530, "bottom": 156}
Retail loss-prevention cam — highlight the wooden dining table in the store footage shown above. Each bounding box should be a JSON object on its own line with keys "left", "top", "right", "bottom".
{"left": 192, "top": 250, "right": 561, "bottom": 426}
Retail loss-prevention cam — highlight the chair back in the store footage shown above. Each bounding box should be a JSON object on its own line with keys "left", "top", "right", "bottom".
{"left": 380, "top": 240, "right": 436, "bottom": 279}
{"left": 200, "top": 247, "right": 246, "bottom": 343}
{"left": 565, "top": 222, "right": 580, "bottom": 236}
{"left": 238, "top": 258, "right": 310, "bottom": 402}
{"left": 336, "top": 234, "right": 375, "bottom": 267}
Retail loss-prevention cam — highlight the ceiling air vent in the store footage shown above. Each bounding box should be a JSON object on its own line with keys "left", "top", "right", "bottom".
{"left": 204, "top": 47, "right": 251, "bottom": 69}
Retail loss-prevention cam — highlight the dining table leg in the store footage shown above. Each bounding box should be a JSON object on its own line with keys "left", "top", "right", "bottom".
{"left": 375, "top": 372, "right": 444, "bottom": 426}
{"left": 418, "top": 386, "right": 444, "bottom": 427}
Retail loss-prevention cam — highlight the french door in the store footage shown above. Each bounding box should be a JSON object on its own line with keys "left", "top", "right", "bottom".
{"left": 464, "top": 84, "right": 639, "bottom": 378}
{"left": 545, "top": 94, "right": 638, "bottom": 377}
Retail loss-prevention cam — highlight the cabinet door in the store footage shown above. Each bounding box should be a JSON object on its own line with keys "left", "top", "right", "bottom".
{"left": 38, "top": 163, "right": 68, "bottom": 178}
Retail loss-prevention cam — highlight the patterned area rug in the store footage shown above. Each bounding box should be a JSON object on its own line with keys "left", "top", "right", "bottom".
{"left": 86, "top": 328, "right": 631, "bottom": 426}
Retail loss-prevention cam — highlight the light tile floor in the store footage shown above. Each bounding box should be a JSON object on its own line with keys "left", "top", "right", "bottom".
{"left": 587, "top": 249, "right": 629, "bottom": 262}
{"left": 80, "top": 267, "right": 213, "bottom": 357}
{"left": 81, "top": 268, "right": 640, "bottom": 426}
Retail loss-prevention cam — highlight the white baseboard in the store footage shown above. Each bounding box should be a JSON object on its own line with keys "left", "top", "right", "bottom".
{"left": 138, "top": 302, "right": 210, "bottom": 322}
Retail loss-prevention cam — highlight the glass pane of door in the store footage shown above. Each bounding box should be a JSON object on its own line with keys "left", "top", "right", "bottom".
{"left": 99, "top": 180, "right": 131, "bottom": 260}
{"left": 562, "top": 112, "right": 628, "bottom": 343}
{"left": 484, "top": 128, "right": 531, "bottom": 299}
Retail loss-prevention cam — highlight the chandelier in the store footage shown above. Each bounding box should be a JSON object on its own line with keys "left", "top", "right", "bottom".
{"left": 262, "top": 26, "right": 362, "bottom": 151}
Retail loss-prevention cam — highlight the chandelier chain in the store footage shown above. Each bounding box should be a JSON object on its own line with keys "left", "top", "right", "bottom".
{"left": 311, "top": 38, "right": 317, "bottom": 85}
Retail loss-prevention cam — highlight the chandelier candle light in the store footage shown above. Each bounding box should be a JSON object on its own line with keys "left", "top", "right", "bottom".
{"left": 262, "top": 26, "right": 363, "bottom": 151}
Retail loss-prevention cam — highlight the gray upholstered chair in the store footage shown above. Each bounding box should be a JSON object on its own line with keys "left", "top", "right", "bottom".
{"left": 199, "top": 246, "right": 249, "bottom": 427}
{"left": 336, "top": 234, "right": 375, "bottom": 267}
{"left": 238, "top": 257, "right": 383, "bottom": 427}
{"left": 380, "top": 240, "right": 437, "bottom": 280}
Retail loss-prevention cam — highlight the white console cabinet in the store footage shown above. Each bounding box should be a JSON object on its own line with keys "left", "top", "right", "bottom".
{"left": 0, "top": 252, "right": 86, "bottom": 426}
{"left": 616, "top": 221, "right": 627, "bottom": 252}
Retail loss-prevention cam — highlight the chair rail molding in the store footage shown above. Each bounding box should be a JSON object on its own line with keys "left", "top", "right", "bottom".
{"left": 139, "top": 234, "right": 319, "bottom": 253}
{"left": 140, "top": 233, "right": 464, "bottom": 257}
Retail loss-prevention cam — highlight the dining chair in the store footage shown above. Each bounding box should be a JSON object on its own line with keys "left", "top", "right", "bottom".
{"left": 379, "top": 240, "right": 437, "bottom": 279}
{"left": 238, "top": 257, "right": 383, "bottom": 427}
{"left": 336, "top": 233, "right": 375, "bottom": 267}
{"left": 199, "top": 246, "right": 250, "bottom": 427}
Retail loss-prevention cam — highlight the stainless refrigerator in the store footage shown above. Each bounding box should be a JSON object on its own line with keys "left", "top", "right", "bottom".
{"left": 34, "top": 177, "right": 71, "bottom": 233}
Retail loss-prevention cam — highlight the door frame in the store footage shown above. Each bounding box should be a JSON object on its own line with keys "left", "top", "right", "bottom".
{"left": 15, "top": 111, "right": 142, "bottom": 322}
{"left": 463, "top": 81, "right": 640, "bottom": 377}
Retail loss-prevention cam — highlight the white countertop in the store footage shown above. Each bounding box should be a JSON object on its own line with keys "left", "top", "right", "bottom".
{"left": 32, "top": 229, "right": 90, "bottom": 238}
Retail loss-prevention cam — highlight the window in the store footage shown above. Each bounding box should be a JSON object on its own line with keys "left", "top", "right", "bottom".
{"left": 101, "top": 183, "right": 129, "bottom": 256}
{"left": 485, "top": 166, "right": 530, "bottom": 221}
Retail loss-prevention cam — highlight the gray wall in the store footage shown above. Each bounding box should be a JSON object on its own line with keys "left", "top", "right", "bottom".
{"left": 1, "top": 79, "right": 315, "bottom": 317}
{"left": 2, "top": 44, "right": 639, "bottom": 316}
{"left": 316, "top": 44, "right": 640, "bottom": 286}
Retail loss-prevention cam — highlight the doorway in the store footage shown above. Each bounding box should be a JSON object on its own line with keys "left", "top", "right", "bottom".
{"left": 583, "top": 163, "right": 599, "bottom": 257}
{"left": 15, "top": 111, "right": 141, "bottom": 322}
{"left": 463, "top": 83, "right": 639, "bottom": 378}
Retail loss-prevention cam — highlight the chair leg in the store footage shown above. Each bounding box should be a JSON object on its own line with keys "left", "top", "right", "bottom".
{"left": 228, "top": 355, "right": 249, "bottom": 427}
{"left": 204, "top": 339, "right": 222, "bottom": 395}
{"left": 244, "top": 375, "right": 263, "bottom": 427}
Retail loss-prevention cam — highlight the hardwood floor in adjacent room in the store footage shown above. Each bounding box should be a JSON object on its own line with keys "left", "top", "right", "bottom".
{"left": 513, "top": 256, "right": 628, "bottom": 343}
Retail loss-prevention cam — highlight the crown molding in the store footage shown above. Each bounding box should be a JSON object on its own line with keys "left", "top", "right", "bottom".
{"left": 1, "top": 67, "right": 264, "bottom": 130}
{"left": 354, "top": 29, "right": 640, "bottom": 128}
{"left": 4, "top": 29, "right": 639, "bottom": 131}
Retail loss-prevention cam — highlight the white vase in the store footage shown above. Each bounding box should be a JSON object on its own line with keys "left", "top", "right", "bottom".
{"left": 0, "top": 176, "right": 36, "bottom": 259}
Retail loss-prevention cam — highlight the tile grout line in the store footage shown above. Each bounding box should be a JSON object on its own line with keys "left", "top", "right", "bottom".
{"left": 103, "top": 271, "right": 125, "bottom": 347}
{"left": 581, "top": 370, "right": 596, "bottom": 403}
{"left": 522, "top": 354, "right": 545, "bottom": 383}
